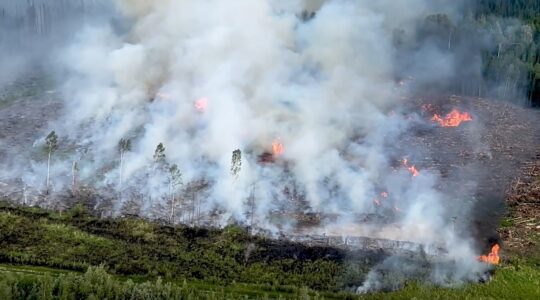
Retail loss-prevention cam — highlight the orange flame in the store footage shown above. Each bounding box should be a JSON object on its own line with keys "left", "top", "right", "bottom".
{"left": 402, "top": 159, "right": 419, "bottom": 177}
{"left": 431, "top": 109, "right": 472, "bottom": 127}
{"left": 478, "top": 244, "right": 500, "bottom": 265}
{"left": 408, "top": 165, "right": 419, "bottom": 177}
{"left": 272, "top": 139, "right": 284, "bottom": 156}
{"left": 194, "top": 97, "right": 208, "bottom": 112}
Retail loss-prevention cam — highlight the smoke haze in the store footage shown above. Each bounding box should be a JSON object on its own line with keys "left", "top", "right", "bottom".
{"left": 1, "top": 0, "right": 499, "bottom": 292}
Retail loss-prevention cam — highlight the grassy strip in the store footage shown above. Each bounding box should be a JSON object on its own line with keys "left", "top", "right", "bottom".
{"left": 1, "top": 202, "right": 539, "bottom": 298}
{"left": 0, "top": 201, "right": 356, "bottom": 291}
{"left": 0, "top": 262, "right": 538, "bottom": 299}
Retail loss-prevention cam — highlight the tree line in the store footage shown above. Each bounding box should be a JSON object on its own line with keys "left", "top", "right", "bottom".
{"left": 410, "top": 0, "right": 540, "bottom": 106}
{"left": 40, "top": 131, "right": 255, "bottom": 229}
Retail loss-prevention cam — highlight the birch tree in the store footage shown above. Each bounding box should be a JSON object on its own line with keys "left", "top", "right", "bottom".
{"left": 230, "top": 149, "right": 242, "bottom": 180}
{"left": 71, "top": 161, "right": 79, "bottom": 193}
{"left": 118, "top": 138, "right": 132, "bottom": 190}
{"left": 168, "top": 163, "right": 183, "bottom": 223}
{"left": 44, "top": 130, "right": 58, "bottom": 192}
{"left": 153, "top": 143, "right": 166, "bottom": 168}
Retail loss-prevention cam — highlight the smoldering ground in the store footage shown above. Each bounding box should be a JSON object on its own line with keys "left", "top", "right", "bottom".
{"left": 1, "top": 0, "right": 534, "bottom": 293}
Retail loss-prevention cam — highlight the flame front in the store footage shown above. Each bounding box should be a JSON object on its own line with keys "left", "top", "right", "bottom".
{"left": 478, "top": 244, "right": 500, "bottom": 265}
{"left": 194, "top": 97, "right": 209, "bottom": 112}
{"left": 402, "top": 158, "right": 419, "bottom": 177}
{"left": 272, "top": 139, "right": 284, "bottom": 156}
{"left": 431, "top": 108, "right": 472, "bottom": 127}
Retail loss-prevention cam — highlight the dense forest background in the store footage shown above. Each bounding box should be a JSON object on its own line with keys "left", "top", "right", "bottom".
{"left": 1, "top": 0, "right": 540, "bottom": 106}
{"left": 411, "top": 0, "right": 540, "bottom": 106}
{"left": 472, "top": 0, "right": 540, "bottom": 106}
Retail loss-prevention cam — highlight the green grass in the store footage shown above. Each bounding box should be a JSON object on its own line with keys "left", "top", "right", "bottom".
{"left": 0, "top": 201, "right": 538, "bottom": 299}
{"left": 0, "top": 263, "right": 538, "bottom": 299}
{"left": 499, "top": 217, "right": 514, "bottom": 228}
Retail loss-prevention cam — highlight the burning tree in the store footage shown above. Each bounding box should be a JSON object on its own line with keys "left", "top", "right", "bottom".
{"left": 168, "top": 164, "right": 183, "bottom": 223}
{"left": 44, "top": 130, "right": 58, "bottom": 193}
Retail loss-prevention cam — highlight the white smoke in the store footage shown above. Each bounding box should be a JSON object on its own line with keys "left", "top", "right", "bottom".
{"left": 2, "top": 0, "right": 493, "bottom": 292}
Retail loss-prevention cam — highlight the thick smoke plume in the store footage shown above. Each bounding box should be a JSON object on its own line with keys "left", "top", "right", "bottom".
{"left": 1, "top": 0, "right": 494, "bottom": 292}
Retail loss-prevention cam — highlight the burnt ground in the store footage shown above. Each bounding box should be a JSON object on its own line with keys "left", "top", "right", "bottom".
{"left": 400, "top": 95, "right": 540, "bottom": 248}
{"left": 0, "top": 72, "right": 61, "bottom": 159}
{"left": 1, "top": 74, "right": 539, "bottom": 253}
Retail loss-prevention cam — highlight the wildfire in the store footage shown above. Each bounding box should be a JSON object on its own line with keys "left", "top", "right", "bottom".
{"left": 478, "top": 244, "right": 500, "bottom": 265}
{"left": 402, "top": 158, "right": 419, "bottom": 177}
{"left": 431, "top": 108, "right": 472, "bottom": 127}
{"left": 408, "top": 165, "right": 419, "bottom": 177}
{"left": 272, "top": 139, "right": 284, "bottom": 156}
{"left": 194, "top": 97, "right": 208, "bottom": 112}
{"left": 373, "top": 192, "right": 388, "bottom": 207}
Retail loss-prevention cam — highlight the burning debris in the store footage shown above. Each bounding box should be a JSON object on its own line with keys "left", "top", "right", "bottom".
{"left": 194, "top": 97, "right": 209, "bottom": 113}
{"left": 271, "top": 139, "right": 284, "bottom": 156}
{"left": 402, "top": 158, "right": 420, "bottom": 177}
{"left": 431, "top": 108, "right": 473, "bottom": 127}
{"left": 478, "top": 244, "right": 500, "bottom": 265}
{"left": 1, "top": 0, "right": 539, "bottom": 294}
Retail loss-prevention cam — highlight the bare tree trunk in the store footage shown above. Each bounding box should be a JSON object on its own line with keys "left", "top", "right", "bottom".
{"left": 169, "top": 182, "right": 175, "bottom": 223}
{"left": 22, "top": 183, "right": 27, "bottom": 205}
{"left": 447, "top": 29, "right": 453, "bottom": 50}
{"left": 71, "top": 161, "right": 77, "bottom": 193}
{"left": 119, "top": 151, "right": 124, "bottom": 189}
{"left": 249, "top": 189, "right": 255, "bottom": 235}
{"left": 46, "top": 150, "right": 51, "bottom": 190}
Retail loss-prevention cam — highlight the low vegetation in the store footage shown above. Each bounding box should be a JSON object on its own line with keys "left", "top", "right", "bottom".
{"left": 0, "top": 200, "right": 538, "bottom": 299}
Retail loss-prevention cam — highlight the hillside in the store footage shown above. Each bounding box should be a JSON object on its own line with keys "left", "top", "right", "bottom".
{"left": 0, "top": 199, "right": 538, "bottom": 299}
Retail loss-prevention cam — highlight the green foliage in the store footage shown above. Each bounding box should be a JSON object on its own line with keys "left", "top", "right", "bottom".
{"left": 118, "top": 138, "right": 132, "bottom": 154}
{"left": 153, "top": 143, "right": 166, "bottom": 165}
{"left": 499, "top": 217, "right": 514, "bottom": 228}
{"left": 0, "top": 203, "right": 539, "bottom": 298}
{"left": 0, "top": 204, "right": 346, "bottom": 291}
{"left": 169, "top": 164, "right": 183, "bottom": 188}
{"left": 68, "top": 203, "right": 87, "bottom": 219}
{"left": 45, "top": 131, "right": 58, "bottom": 154}
{"left": 230, "top": 149, "right": 242, "bottom": 179}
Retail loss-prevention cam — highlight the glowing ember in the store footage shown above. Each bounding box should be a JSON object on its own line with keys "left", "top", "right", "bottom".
{"left": 408, "top": 165, "right": 419, "bottom": 177}
{"left": 402, "top": 158, "right": 419, "bottom": 177}
{"left": 478, "top": 244, "right": 500, "bottom": 265}
{"left": 272, "top": 139, "right": 284, "bottom": 156}
{"left": 194, "top": 97, "right": 208, "bottom": 112}
{"left": 381, "top": 192, "right": 389, "bottom": 198}
{"left": 431, "top": 108, "right": 472, "bottom": 127}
